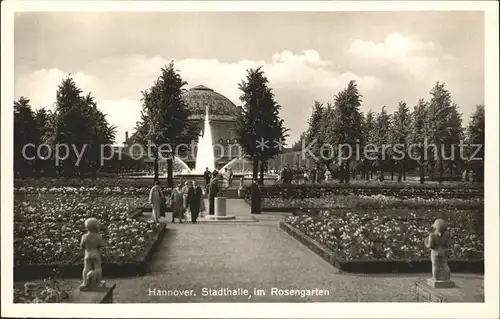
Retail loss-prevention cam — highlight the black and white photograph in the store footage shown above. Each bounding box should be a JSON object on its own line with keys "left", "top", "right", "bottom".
{"left": 2, "top": 1, "right": 499, "bottom": 318}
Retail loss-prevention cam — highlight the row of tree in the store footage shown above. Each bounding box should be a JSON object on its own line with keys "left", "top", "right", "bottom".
{"left": 14, "top": 77, "right": 121, "bottom": 178}
{"left": 15, "top": 62, "right": 484, "bottom": 185}
{"left": 293, "top": 81, "right": 485, "bottom": 183}
{"left": 14, "top": 62, "right": 288, "bottom": 185}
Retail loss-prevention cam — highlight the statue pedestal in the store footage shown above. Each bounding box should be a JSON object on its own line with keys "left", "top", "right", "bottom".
{"left": 71, "top": 283, "right": 116, "bottom": 303}
{"left": 215, "top": 197, "right": 227, "bottom": 216}
{"left": 415, "top": 281, "right": 479, "bottom": 302}
{"left": 426, "top": 278, "right": 455, "bottom": 289}
{"left": 205, "top": 197, "right": 236, "bottom": 221}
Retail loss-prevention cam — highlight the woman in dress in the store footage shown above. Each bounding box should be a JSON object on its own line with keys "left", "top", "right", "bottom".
{"left": 171, "top": 184, "right": 185, "bottom": 223}
{"left": 148, "top": 181, "right": 164, "bottom": 222}
{"left": 325, "top": 169, "right": 332, "bottom": 183}
{"left": 182, "top": 181, "right": 190, "bottom": 220}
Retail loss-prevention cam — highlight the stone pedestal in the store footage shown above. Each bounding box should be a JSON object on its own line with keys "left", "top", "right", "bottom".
{"left": 215, "top": 197, "right": 227, "bottom": 216}
{"left": 426, "top": 278, "right": 455, "bottom": 289}
{"left": 204, "top": 196, "right": 236, "bottom": 221}
{"left": 415, "top": 281, "right": 481, "bottom": 302}
{"left": 70, "top": 283, "right": 116, "bottom": 303}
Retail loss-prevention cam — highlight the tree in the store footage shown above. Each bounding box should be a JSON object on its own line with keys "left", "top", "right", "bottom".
{"left": 409, "top": 99, "right": 429, "bottom": 184}
{"left": 389, "top": 101, "right": 412, "bottom": 182}
{"left": 42, "top": 75, "right": 117, "bottom": 177}
{"left": 466, "top": 105, "right": 485, "bottom": 183}
{"left": 361, "top": 110, "right": 376, "bottom": 180}
{"left": 136, "top": 61, "right": 194, "bottom": 186}
{"left": 316, "top": 102, "right": 335, "bottom": 169}
{"left": 372, "top": 106, "right": 391, "bottom": 181}
{"left": 32, "top": 108, "right": 52, "bottom": 176}
{"left": 426, "top": 82, "right": 455, "bottom": 183}
{"left": 82, "top": 93, "right": 116, "bottom": 179}
{"left": 304, "top": 101, "right": 324, "bottom": 163}
{"left": 14, "top": 97, "right": 38, "bottom": 177}
{"left": 327, "top": 80, "right": 364, "bottom": 183}
{"left": 236, "top": 67, "right": 289, "bottom": 184}
{"left": 442, "top": 103, "right": 464, "bottom": 180}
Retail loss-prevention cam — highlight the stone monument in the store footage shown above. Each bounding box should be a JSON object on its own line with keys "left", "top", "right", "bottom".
{"left": 71, "top": 217, "right": 116, "bottom": 303}
{"left": 423, "top": 218, "right": 455, "bottom": 288}
{"left": 215, "top": 197, "right": 227, "bottom": 216}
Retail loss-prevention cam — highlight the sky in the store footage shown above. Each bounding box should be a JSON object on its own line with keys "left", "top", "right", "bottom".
{"left": 14, "top": 11, "right": 484, "bottom": 145}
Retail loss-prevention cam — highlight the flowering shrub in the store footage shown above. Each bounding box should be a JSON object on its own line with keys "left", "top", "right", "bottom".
{"left": 14, "top": 195, "right": 151, "bottom": 221}
{"left": 14, "top": 279, "right": 70, "bottom": 303}
{"left": 14, "top": 218, "right": 160, "bottom": 265}
{"left": 14, "top": 186, "right": 158, "bottom": 196}
{"left": 14, "top": 195, "right": 162, "bottom": 265}
{"left": 264, "top": 194, "right": 483, "bottom": 210}
{"left": 285, "top": 210, "right": 483, "bottom": 261}
{"left": 247, "top": 184, "right": 483, "bottom": 199}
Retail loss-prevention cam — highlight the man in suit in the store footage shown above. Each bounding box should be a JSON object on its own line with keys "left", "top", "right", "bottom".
{"left": 186, "top": 180, "right": 203, "bottom": 223}
{"left": 208, "top": 172, "right": 221, "bottom": 215}
{"left": 203, "top": 167, "right": 212, "bottom": 192}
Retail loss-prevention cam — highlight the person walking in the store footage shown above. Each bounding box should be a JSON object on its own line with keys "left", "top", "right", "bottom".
{"left": 310, "top": 167, "right": 317, "bottom": 184}
{"left": 182, "top": 181, "right": 190, "bottom": 221}
{"left": 171, "top": 184, "right": 184, "bottom": 223}
{"left": 203, "top": 167, "right": 212, "bottom": 192}
{"left": 208, "top": 172, "right": 221, "bottom": 215}
{"left": 250, "top": 179, "right": 261, "bottom": 214}
{"left": 228, "top": 168, "right": 234, "bottom": 187}
{"left": 325, "top": 169, "right": 332, "bottom": 183}
{"left": 148, "top": 181, "right": 164, "bottom": 222}
{"left": 186, "top": 180, "right": 203, "bottom": 223}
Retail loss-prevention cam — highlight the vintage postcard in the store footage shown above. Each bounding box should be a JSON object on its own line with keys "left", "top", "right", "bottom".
{"left": 1, "top": 1, "right": 498, "bottom": 318}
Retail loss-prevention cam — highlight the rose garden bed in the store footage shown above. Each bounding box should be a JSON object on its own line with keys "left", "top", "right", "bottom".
{"left": 245, "top": 184, "right": 483, "bottom": 200}
{"left": 13, "top": 194, "right": 167, "bottom": 281}
{"left": 281, "top": 210, "right": 483, "bottom": 274}
{"left": 259, "top": 194, "right": 484, "bottom": 211}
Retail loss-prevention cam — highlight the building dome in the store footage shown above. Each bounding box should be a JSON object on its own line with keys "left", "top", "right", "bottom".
{"left": 183, "top": 85, "right": 239, "bottom": 119}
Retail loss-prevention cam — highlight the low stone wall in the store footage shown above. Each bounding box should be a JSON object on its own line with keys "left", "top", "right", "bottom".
{"left": 280, "top": 222, "right": 484, "bottom": 274}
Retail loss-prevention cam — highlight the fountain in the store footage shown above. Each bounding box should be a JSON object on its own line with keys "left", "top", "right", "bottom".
{"left": 193, "top": 107, "right": 215, "bottom": 173}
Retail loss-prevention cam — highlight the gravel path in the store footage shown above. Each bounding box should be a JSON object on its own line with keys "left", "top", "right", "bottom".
{"left": 40, "top": 199, "right": 484, "bottom": 303}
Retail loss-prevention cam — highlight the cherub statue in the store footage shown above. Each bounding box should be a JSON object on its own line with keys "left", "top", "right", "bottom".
{"left": 424, "top": 218, "right": 455, "bottom": 287}
{"left": 79, "top": 218, "right": 105, "bottom": 291}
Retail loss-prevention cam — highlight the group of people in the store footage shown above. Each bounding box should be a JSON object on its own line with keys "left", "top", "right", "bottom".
{"left": 278, "top": 166, "right": 332, "bottom": 184}
{"left": 204, "top": 167, "right": 234, "bottom": 190}
{"left": 149, "top": 180, "right": 205, "bottom": 224}
{"left": 148, "top": 167, "right": 231, "bottom": 224}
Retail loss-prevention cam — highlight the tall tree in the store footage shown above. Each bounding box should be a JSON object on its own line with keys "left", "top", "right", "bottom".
{"left": 361, "top": 110, "right": 376, "bottom": 180}
{"left": 33, "top": 108, "right": 51, "bottom": 176}
{"left": 372, "top": 106, "right": 392, "bottom": 181}
{"left": 137, "top": 62, "right": 194, "bottom": 186}
{"left": 466, "top": 105, "right": 485, "bottom": 183}
{"left": 389, "top": 101, "right": 412, "bottom": 182}
{"left": 409, "top": 99, "right": 429, "bottom": 184}
{"left": 426, "top": 82, "right": 455, "bottom": 183}
{"left": 46, "top": 75, "right": 116, "bottom": 177}
{"left": 82, "top": 93, "right": 116, "bottom": 178}
{"left": 50, "top": 76, "right": 88, "bottom": 176}
{"left": 327, "top": 80, "right": 364, "bottom": 183}
{"left": 316, "top": 102, "right": 334, "bottom": 170}
{"left": 14, "top": 97, "right": 38, "bottom": 177}
{"left": 236, "top": 67, "right": 289, "bottom": 184}
{"left": 442, "top": 103, "right": 464, "bottom": 180}
{"left": 304, "top": 101, "right": 324, "bottom": 163}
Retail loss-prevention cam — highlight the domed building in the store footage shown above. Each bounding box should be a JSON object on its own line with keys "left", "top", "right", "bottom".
{"left": 181, "top": 85, "right": 241, "bottom": 169}
{"left": 123, "top": 85, "right": 242, "bottom": 171}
